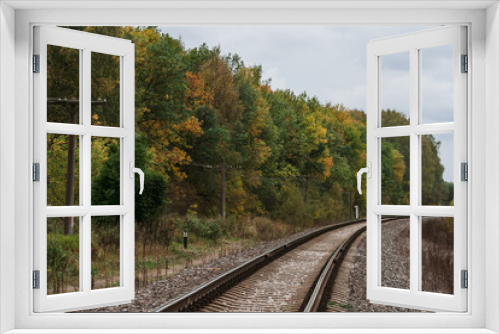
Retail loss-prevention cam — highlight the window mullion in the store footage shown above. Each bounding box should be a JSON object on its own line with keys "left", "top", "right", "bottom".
{"left": 409, "top": 47, "right": 419, "bottom": 294}
{"left": 413, "top": 123, "right": 454, "bottom": 135}
{"left": 82, "top": 48, "right": 92, "bottom": 294}
{"left": 78, "top": 48, "right": 85, "bottom": 292}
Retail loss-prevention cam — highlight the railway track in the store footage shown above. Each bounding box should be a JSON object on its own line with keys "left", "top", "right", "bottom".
{"left": 322, "top": 228, "right": 367, "bottom": 312}
{"left": 304, "top": 224, "right": 368, "bottom": 312}
{"left": 155, "top": 218, "right": 396, "bottom": 313}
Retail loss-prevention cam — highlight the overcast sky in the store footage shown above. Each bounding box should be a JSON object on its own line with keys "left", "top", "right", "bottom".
{"left": 159, "top": 26, "right": 454, "bottom": 182}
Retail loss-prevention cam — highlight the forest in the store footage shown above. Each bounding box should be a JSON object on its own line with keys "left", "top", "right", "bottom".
{"left": 45, "top": 26, "right": 452, "bottom": 293}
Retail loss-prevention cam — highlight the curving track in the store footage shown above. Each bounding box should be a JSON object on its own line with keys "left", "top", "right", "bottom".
{"left": 323, "top": 231, "right": 364, "bottom": 312}
{"left": 156, "top": 219, "right": 377, "bottom": 313}
{"left": 199, "top": 222, "right": 366, "bottom": 312}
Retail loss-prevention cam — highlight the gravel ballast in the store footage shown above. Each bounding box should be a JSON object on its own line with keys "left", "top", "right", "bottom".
{"left": 79, "top": 225, "right": 335, "bottom": 313}
{"left": 346, "top": 219, "right": 423, "bottom": 312}
{"left": 80, "top": 219, "right": 433, "bottom": 313}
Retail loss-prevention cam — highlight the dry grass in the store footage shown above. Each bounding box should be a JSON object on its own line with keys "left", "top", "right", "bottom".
{"left": 421, "top": 217, "right": 454, "bottom": 294}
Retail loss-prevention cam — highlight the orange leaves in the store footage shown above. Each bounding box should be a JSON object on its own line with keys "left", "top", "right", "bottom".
{"left": 142, "top": 116, "right": 203, "bottom": 181}
{"left": 259, "top": 85, "right": 272, "bottom": 94}
{"left": 149, "top": 144, "right": 189, "bottom": 180}
{"left": 172, "top": 116, "right": 203, "bottom": 137}
{"left": 185, "top": 71, "right": 214, "bottom": 109}
{"left": 321, "top": 156, "right": 334, "bottom": 178}
{"left": 167, "top": 146, "right": 190, "bottom": 165}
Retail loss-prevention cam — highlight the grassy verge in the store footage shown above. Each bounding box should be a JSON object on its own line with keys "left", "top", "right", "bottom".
{"left": 47, "top": 215, "right": 340, "bottom": 293}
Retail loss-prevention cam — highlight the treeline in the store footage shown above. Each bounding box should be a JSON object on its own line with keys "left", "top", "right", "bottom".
{"left": 45, "top": 26, "right": 453, "bottom": 292}
{"left": 49, "top": 26, "right": 452, "bottom": 230}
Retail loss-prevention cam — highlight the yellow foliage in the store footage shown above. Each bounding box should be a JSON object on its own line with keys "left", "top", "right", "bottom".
{"left": 322, "top": 156, "right": 334, "bottom": 178}
{"left": 391, "top": 149, "right": 406, "bottom": 182}
{"left": 185, "top": 71, "right": 214, "bottom": 109}
{"left": 172, "top": 116, "right": 204, "bottom": 136}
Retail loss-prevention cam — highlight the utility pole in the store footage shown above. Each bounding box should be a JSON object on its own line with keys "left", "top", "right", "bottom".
{"left": 189, "top": 161, "right": 242, "bottom": 219}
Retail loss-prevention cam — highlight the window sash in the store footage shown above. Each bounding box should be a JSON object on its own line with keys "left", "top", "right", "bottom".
{"left": 33, "top": 26, "right": 136, "bottom": 313}
{"left": 366, "top": 26, "right": 467, "bottom": 312}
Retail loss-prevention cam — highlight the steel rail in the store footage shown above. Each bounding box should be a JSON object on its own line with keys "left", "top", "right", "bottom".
{"left": 302, "top": 225, "right": 367, "bottom": 312}
{"left": 302, "top": 217, "right": 402, "bottom": 312}
{"left": 155, "top": 218, "right": 366, "bottom": 313}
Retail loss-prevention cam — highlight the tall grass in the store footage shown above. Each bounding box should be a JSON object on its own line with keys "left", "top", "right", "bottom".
{"left": 48, "top": 213, "right": 347, "bottom": 292}
{"left": 421, "top": 217, "right": 454, "bottom": 294}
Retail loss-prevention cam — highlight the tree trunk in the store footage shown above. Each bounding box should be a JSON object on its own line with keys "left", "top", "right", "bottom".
{"left": 64, "top": 107, "right": 78, "bottom": 235}
{"left": 304, "top": 175, "right": 310, "bottom": 203}
{"left": 221, "top": 160, "right": 226, "bottom": 219}
{"left": 349, "top": 187, "right": 352, "bottom": 220}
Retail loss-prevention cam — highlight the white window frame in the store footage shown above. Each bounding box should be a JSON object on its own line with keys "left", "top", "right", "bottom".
{"left": 33, "top": 26, "right": 136, "bottom": 312}
{"left": 0, "top": 1, "right": 499, "bottom": 333}
{"left": 366, "top": 26, "right": 467, "bottom": 312}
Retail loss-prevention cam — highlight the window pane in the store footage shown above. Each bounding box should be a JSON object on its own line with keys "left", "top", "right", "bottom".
{"left": 47, "top": 45, "right": 80, "bottom": 124}
{"left": 421, "top": 45, "right": 454, "bottom": 124}
{"left": 421, "top": 217, "right": 454, "bottom": 294}
{"left": 47, "top": 217, "right": 80, "bottom": 295}
{"left": 91, "top": 52, "right": 121, "bottom": 127}
{"left": 381, "top": 216, "right": 410, "bottom": 290}
{"left": 380, "top": 52, "right": 410, "bottom": 127}
{"left": 91, "top": 137, "right": 121, "bottom": 206}
{"left": 91, "top": 216, "right": 121, "bottom": 290}
{"left": 421, "top": 134, "right": 454, "bottom": 206}
{"left": 381, "top": 137, "right": 410, "bottom": 205}
{"left": 47, "top": 134, "right": 80, "bottom": 206}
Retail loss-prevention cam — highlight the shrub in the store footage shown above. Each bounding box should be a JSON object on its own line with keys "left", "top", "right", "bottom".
{"left": 47, "top": 233, "right": 79, "bottom": 294}
{"left": 276, "top": 183, "right": 307, "bottom": 228}
{"left": 204, "top": 219, "right": 223, "bottom": 243}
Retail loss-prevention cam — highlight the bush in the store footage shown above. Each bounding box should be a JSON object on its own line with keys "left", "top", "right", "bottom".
{"left": 47, "top": 233, "right": 79, "bottom": 294}
{"left": 276, "top": 183, "right": 308, "bottom": 228}
{"left": 204, "top": 219, "right": 223, "bottom": 243}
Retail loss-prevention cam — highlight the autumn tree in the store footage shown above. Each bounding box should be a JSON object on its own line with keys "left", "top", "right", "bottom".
{"left": 53, "top": 26, "right": 451, "bottom": 232}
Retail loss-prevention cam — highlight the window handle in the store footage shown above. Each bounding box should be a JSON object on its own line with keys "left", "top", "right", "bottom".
{"left": 129, "top": 162, "right": 144, "bottom": 195}
{"left": 357, "top": 162, "right": 371, "bottom": 195}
